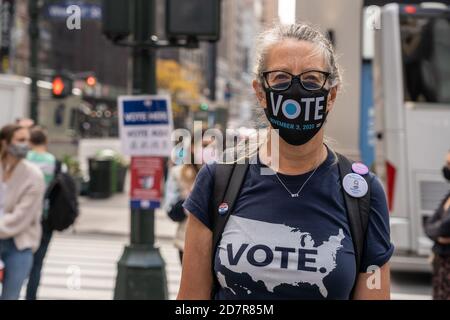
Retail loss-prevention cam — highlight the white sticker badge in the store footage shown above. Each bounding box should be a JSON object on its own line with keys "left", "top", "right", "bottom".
{"left": 343, "top": 173, "right": 369, "bottom": 198}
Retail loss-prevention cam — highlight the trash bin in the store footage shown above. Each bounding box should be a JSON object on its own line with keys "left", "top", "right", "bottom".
{"left": 116, "top": 164, "right": 128, "bottom": 193}
{"left": 80, "top": 178, "right": 90, "bottom": 197}
{"left": 96, "top": 149, "right": 119, "bottom": 194}
{"left": 110, "top": 159, "right": 118, "bottom": 194}
{"left": 88, "top": 158, "right": 113, "bottom": 199}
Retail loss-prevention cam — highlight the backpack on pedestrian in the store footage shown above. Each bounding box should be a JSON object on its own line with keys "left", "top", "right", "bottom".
{"left": 209, "top": 153, "right": 371, "bottom": 299}
{"left": 167, "top": 199, "right": 187, "bottom": 222}
{"left": 44, "top": 161, "right": 80, "bottom": 232}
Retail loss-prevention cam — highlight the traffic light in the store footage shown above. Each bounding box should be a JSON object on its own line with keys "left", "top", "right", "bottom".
{"left": 86, "top": 75, "right": 97, "bottom": 87}
{"left": 52, "top": 75, "right": 72, "bottom": 99}
{"left": 200, "top": 103, "right": 209, "bottom": 111}
{"left": 102, "top": 0, "right": 131, "bottom": 42}
{"left": 166, "top": 0, "right": 221, "bottom": 42}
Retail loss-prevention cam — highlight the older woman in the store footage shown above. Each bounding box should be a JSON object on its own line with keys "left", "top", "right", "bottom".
{"left": 177, "top": 23, "right": 394, "bottom": 300}
{"left": 0, "top": 124, "right": 46, "bottom": 300}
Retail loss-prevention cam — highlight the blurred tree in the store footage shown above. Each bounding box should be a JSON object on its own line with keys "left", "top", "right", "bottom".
{"left": 157, "top": 59, "right": 202, "bottom": 123}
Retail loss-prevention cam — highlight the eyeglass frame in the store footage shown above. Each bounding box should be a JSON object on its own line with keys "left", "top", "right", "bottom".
{"left": 261, "top": 69, "right": 332, "bottom": 92}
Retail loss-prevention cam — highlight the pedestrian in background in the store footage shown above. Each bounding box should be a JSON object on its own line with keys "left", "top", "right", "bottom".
{"left": 164, "top": 162, "right": 199, "bottom": 264}
{"left": 178, "top": 23, "right": 394, "bottom": 300}
{"left": 424, "top": 150, "right": 450, "bottom": 300}
{"left": 0, "top": 124, "right": 45, "bottom": 300}
{"left": 25, "top": 126, "right": 57, "bottom": 300}
{"left": 164, "top": 132, "right": 216, "bottom": 264}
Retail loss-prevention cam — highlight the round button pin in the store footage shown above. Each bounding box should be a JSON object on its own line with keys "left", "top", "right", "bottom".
{"left": 218, "top": 203, "right": 229, "bottom": 216}
{"left": 343, "top": 173, "right": 369, "bottom": 198}
{"left": 352, "top": 162, "right": 369, "bottom": 176}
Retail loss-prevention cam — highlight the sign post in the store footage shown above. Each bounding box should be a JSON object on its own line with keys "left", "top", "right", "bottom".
{"left": 118, "top": 95, "right": 174, "bottom": 211}
{"left": 102, "top": 0, "right": 222, "bottom": 300}
{"left": 115, "top": 94, "right": 174, "bottom": 299}
{"left": 113, "top": 0, "right": 170, "bottom": 300}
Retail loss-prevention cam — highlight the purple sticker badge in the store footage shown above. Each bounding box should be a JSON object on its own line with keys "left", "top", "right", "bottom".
{"left": 352, "top": 162, "right": 369, "bottom": 176}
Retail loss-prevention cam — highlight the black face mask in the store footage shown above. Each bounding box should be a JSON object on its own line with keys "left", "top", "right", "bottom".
{"left": 264, "top": 79, "right": 329, "bottom": 146}
{"left": 443, "top": 166, "right": 450, "bottom": 182}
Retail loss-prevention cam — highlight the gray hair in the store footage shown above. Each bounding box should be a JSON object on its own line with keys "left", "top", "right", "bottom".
{"left": 255, "top": 23, "right": 342, "bottom": 88}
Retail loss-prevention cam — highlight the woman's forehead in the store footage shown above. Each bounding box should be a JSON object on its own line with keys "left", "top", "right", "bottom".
{"left": 14, "top": 128, "right": 30, "bottom": 139}
{"left": 265, "top": 39, "right": 326, "bottom": 72}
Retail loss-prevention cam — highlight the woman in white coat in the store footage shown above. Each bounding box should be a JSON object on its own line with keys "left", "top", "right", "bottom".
{"left": 0, "top": 124, "right": 45, "bottom": 300}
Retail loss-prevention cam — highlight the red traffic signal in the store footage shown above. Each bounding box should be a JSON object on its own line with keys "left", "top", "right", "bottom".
{"left": 404, "top": 5, "right": 417, "bottom": 14}
{"left": 52, "top": 77, "right": 65, "bottom": 95}
{"left": 86, "top": 76, "right": 97, "bottom": 87}
{"left": 52, "top": 75, "right": 72, "bottom": 98}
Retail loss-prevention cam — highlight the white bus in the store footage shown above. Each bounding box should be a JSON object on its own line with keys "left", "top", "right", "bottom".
{"left": 374, "top": 2, "right": 450, "bottom": 271}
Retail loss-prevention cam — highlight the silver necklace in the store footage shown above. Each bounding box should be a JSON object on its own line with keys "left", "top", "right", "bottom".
{"left": 274, "top": 163, "right": 320, "bottom": 198}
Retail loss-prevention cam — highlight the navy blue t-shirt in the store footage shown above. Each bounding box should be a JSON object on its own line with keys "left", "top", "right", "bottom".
{"left": 183, "top": 148, "right": 394, "bottom": 300}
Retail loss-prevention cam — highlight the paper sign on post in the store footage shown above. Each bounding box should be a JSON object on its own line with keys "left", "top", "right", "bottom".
{"left": 118, "top": 95, "right": 174, "bottom": 157}
{"left": 130, "top": 157, "right": 164, "bottom": 210}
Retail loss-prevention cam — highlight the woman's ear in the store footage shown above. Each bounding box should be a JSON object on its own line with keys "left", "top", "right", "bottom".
{"left": 253, "top": 79, "right": 267, "bottom": 109}
{"left": 327, "top": 86, "right": 338, "bottom": 113}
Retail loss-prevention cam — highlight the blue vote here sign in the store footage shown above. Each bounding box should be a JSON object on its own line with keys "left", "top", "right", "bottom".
{"left": 118, "top": 95, "right": 174, "bottom": 157}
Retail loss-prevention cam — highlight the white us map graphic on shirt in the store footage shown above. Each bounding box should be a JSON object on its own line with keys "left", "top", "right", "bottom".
{"left": 217, "top": 216, "right": 345, "bottom": 298}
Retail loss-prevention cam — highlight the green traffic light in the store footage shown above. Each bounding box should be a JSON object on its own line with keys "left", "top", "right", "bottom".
{"left": 200, "top": 103, "right": 209, "bottom": 111}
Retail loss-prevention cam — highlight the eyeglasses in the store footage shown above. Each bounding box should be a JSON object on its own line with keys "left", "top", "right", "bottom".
{"left": 261, "top": 70, "right": 331, "bottom": 92}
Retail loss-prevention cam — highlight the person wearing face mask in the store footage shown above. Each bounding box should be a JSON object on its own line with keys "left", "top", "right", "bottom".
{"left": 0, "top": 124, "right": 46, "bottom": 300}
{"left": 424, "top": 150, "right": 450, "bottom": 300}
{"left": 177, "top": 23, "right": 394, "bottom": 300}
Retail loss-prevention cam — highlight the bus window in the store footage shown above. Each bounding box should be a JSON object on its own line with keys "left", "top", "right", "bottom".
{"left": 400, "top": 15, "right": 450, "bottom": 104}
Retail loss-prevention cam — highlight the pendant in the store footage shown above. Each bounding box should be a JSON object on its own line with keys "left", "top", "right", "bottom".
{"left": 291, "top": 194, "right": 299, "bottom": 198}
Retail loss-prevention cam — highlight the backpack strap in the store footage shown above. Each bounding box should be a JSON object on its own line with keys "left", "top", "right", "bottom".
{"left": 54, "top": 160, "right": 62, "bottom": 176}
{"left": 336, "top": 153, "right": 371, "bottom": 298}
{"left": 210, "top": 162, "right": 250, "bottom": 299}
{"left": 45, "top": 159, "right": 62, "bottom": 199}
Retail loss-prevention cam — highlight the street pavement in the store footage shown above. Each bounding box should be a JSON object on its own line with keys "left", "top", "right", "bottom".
{"left": 22, "top": 190, "right": 433, "bottom": 300}
{"left": 390, "top": 272, "right": 432, "bottom": 300}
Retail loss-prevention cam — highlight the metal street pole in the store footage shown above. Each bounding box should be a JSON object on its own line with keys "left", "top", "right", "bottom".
{"left": 207, "top": 42, "right": 217, "bottom": 102}
{"left": 113, "top": 0, "right": 168, "bottom": 300}
{"left": 28, "top": 0, "right": 40, "bottom": 124}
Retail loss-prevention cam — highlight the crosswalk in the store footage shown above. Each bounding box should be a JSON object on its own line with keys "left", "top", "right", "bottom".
{"left": 20, "top": 232, "right": 182, "bottom": 300}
